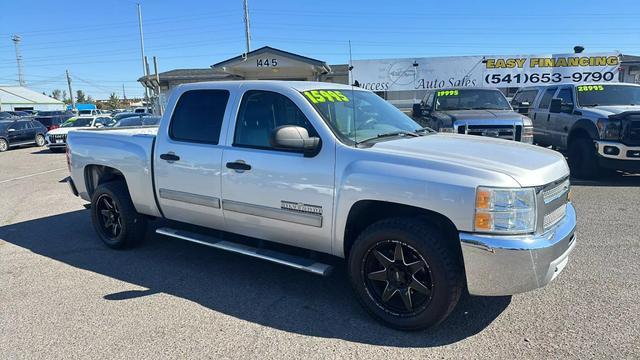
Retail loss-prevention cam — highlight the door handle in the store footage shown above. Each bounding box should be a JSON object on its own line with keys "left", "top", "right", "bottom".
{"left": 160, "top": 153, "right": 180, "bottom": 162}
{"left": 226, "top": 161, "right": 251, "bottom": 171}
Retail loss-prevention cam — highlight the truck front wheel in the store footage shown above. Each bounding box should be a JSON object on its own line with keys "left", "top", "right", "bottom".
{"left": 90, "top": 181, "right": 147, "bottom": 249}
{"left": 568, "top": 137, "right": 600, "bottom": 179}
{"left": 348, "top": 218, "right": 463, "bottom": 330}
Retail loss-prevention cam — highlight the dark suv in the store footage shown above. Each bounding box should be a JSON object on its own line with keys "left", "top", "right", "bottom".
{"left": 34, "top": 111, "right": 74, "bottom": 131}
{"left": 0, "top": 119, "right": 48, "bottom": 152}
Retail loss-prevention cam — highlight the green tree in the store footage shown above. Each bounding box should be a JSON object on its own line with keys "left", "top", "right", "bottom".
{"left": 51, "top": 89, "right": 63, "bottom": 100}
{"left": 107, "top": 92, "right": 121, "bottom": 109}
{"left": 62, "top": 90, "right": 70, "bottom": 104}
{"left": 76, "top": 90, "right": 87, "bottom": 103}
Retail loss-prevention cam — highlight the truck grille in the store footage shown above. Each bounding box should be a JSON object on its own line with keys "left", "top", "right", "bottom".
{"left": 623, "top": 118, "right": 640, "bottom": 146}
{"left": 49, "top": 134, "right": 67, "bottom": 143}
{"left": 458, "top": 124, "right": 522, "bottom": 141}
{"left": 541, "top": 178, "right": 570, "bottom": 231}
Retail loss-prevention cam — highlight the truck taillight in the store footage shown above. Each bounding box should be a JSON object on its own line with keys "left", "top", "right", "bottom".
{"left": 65, "top": 145, "right": 71, "bottom": 172}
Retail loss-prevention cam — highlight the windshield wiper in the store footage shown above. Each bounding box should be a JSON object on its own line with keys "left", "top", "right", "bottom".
{"left": 358, "top": 131, "right": 419, "bottom": 144}
{"left": 414, "top": 127, "right": 436, "bottom": 135}
{"left": 471, "top": 107, "right": 507, "bottom": 110}
{"left": 581, "top": 103, "right": 599, "bottom": 107}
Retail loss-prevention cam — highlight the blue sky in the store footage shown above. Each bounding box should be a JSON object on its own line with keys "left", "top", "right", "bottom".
{"left": 1, "top": 0, "right": 639, "bottom": 99}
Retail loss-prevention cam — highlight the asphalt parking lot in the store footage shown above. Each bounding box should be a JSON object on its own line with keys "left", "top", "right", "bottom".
{"left": 1, "top": 145, "right": 639, "bottom": 359}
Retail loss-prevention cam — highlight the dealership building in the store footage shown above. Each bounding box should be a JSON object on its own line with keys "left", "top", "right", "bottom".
{"left": 139, "top": 47, "right": 640, "bottom": 112}
{"left": 0, "top": 85, "right": 65, "bottom": 112}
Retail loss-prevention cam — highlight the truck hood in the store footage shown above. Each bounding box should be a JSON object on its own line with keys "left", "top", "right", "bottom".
{"left": 583, "top": 105, "right": 640, "bottom": 117}
{"left": 370, "top": 134, "right": 568, "bottom": 187}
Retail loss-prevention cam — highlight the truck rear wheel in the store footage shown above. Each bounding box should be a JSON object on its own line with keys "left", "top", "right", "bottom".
{"left": 90, "top": 181, "right": 147, "bottom": 249}
{"left": 348, "top": 218, "right": 463, "bottom": 330}
{"left": 568, "top": 137, "right": 600, "bottom": 179}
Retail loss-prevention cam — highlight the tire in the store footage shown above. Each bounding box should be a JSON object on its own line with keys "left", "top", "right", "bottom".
{"left": 568, "top": 137, "right": 600, "bottom": 179}
{"left": 90, "top": 181, "right": 147, "bottom": 249}
{"left": 0, "top": 138, "right": 8, "bottom": 152}
{"left": 35, "top": 134, "right": 45, "bottom": 147}
{"left": 348, "top": 217, "right": 463, "bottom": 330}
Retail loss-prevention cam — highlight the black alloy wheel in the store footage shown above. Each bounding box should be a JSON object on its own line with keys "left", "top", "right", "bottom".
{"left": 96, "top": 194, "right": 123, "bottom": 239}
{"left": 363, "top": 240, "right": 433, "bottom": 316}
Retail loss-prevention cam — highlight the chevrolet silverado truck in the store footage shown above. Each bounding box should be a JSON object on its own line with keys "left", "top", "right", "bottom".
{"left": 412, "top": 87, "right": 534, "bottom": 143}
{"left": 66, "top": 81, "right": 576, "bottom": 330}
{"left": 512, "top": 83, "right": 640, "bottom": 179}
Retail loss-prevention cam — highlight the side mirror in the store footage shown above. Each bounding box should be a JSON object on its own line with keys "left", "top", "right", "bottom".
{"left": 515, "top": 101, "right": 529, "bottom": 114}
{"left": 270, "top": 125, "right": 320, "bottom": 157}
{"left": 549, "top": 98, "right": 562, "bottom": 113}
{"left": 561, "top": 103, "right": 574, "bottom": 114}
{"left": 412, "top": 103, "right": 422, "bottom": 118}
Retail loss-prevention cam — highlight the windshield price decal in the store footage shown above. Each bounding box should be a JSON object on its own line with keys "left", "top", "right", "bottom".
{"left": 577, "top": 85, "right": 605, "bottom": 92}
{"left": 437, "top": 90, "right": 459, "bottom": 96}
{"left": 303, "top": 90, "right": 349, "bottom": 104}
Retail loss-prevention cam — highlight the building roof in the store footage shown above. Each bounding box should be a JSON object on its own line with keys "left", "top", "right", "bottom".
{"left": 138, "top": 68, "right": 237, "bottom": 82}
{"left": 211, "top": 46, "right": 328, "bottom": 69}
{"left": 0, "top": 85, "right": 64, "bottom": 105}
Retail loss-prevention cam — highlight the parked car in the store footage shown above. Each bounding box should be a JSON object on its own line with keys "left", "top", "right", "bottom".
{"left": 78, "top": 109, "right": 100, "bottom": 116}
{"left": 34, "top": 111, "right": 75, "bottom": 131}
{"left": 413, "top": 87, "right": 533, "bottom": 143}
{"left": 0, "top": 112, "right": 16, "bottom": 120}
{"left": 66, "top": 81, "right": 576, "bottom": 330}
{"left": 512, "top": 83, "right": 640, "bottom": 178}
{"left": 113, "top": 115, "right": 161, "bottom": 127}
{"left": 111, "top": 112, "right": 151, "bottom": 123}
{"left": 0, "top": 118, "right": 47, "bottom": 152}
{"left": 133, "top": 106, "right": 152, "bottom": 114}
{"left": 6, "top": 110, "right": 32, "bottom": 117}
{"left": 46, "top": 116, "right": 114, "bottom": 152}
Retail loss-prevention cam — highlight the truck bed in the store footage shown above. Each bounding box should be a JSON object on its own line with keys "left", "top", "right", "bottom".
{"left": 67, "top": 126, "right": 162, "bottom": 217}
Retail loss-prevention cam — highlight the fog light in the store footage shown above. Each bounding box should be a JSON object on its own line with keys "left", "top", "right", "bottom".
{"left": 603, "top": 146, "right": 620, "bottom": 155}
{"left": 627, "top": 150, "right": 640, "bottom": 158}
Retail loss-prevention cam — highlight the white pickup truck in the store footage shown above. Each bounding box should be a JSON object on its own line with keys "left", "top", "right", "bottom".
{"left": 66, "top": 81, "right": 576, "bottom": 330}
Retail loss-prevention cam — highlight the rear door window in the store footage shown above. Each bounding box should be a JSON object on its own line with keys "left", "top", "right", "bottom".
{"left": 169, "top": 90, "right": 230, "bottom": 144}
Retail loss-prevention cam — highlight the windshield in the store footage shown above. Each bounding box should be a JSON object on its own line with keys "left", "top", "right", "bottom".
{"left": 577, "top": 85, "right": 640, "bottom": 106}
{"left": 434, "top": 89, "right": 511, "bottom": 111}
{"left": 302, "top": 89, "right": 423, "bottom": 144}
{"left": 61, "top": 118, "right": 93, "bottom": 127}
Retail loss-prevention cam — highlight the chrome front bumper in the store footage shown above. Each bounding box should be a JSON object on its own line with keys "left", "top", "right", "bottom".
{"left": 459, "top": 202, "right": 576, "bottom": 296}
{"left": 595, "top": 140, "right": 640, "bottom": 160}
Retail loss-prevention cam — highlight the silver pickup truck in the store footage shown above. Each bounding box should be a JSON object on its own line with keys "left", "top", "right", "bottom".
{"left": 66, "top": 81, "right": 576, "bottom": 330}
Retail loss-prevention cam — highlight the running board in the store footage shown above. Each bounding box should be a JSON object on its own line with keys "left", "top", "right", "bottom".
{"left": 155, "top": 227, "right": 333, "bottom": 276}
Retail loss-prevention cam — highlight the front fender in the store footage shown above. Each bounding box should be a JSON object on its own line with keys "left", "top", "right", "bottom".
{"left": 332, "top": 147, "right": 519, "bottom": 257}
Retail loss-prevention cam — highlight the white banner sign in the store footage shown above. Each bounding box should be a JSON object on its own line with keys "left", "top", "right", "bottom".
{"left": 351, "top": 52, "right": 620, "bottom": 91}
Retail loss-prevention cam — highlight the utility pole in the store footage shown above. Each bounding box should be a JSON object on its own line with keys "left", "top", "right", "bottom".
{"left": 153, "top": 56, "right": 163, "bottom": 115}
{"left": 122, "top": 83, "right": 126, "bottom": 100}
{"left": 66, "top": 70, "right": 75, "bottom": 110}
{"left": 11, "top": 35, "right": 25, "bottom": 86}
{"left": 243, "top": 0, "right": 251, "bottom": 54}
{"left": 137, "top": 3, "right": 149, "bottom": 100}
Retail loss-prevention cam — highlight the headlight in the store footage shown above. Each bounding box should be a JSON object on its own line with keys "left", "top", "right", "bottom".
{"left": 439, "top": 127, "right": 455, "bottom": 133}
{"left": 474, "top": 187, "right": 536, "bottom": 234}
{"left": 596, "top": 118, "right": 622, "bottom": 140}
{"left": 522, "top": 125, "right": 534, "bottom": 144}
